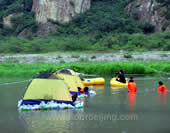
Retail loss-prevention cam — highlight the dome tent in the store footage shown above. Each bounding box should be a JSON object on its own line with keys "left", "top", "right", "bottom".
{"left": 18, "top": 79, "right": 75, "bottom": 111}
{"left": 56, "top": 69, "right": 78, "bottom": 76}
{"left": 52, "top": 69, "right": 85, "bottom": 94}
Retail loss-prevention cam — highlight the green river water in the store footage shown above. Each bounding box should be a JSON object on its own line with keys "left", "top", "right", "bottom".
{"left": 0, "top": 76, "right": 170, "bottom": 133}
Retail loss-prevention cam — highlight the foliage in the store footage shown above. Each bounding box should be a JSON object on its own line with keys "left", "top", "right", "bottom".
{"left": 54, "top": 0, "right": 142, "bottom": 36}
{"left": 0, "top": 0, "right": 169, "bottom": 53}
{"left": 0, "top": 0, "right": 36, "bottom": 35}
{"left": 0, "top": 61, "right": 170, "bottom": 77}
{"left": 123, "top": 53, "right": 133, "bottom": 58}
{"left": 0, "top": 32, "right": 170, "bottom": 53}
{"left": 11, "top": 12, "right": 37, "bottom": 34}
{"left": 155, "top": 0, "right": 170, "bottom": 21}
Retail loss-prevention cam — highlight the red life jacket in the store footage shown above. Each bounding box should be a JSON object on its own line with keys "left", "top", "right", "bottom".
{"left": 158, "top": 85, "right": 168, "bottom": 92}
{"left": 128, "top": 82, "right": 137, "bottom": 92}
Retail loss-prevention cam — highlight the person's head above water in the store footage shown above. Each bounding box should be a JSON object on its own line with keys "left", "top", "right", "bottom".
{"left": 129, "top": 77, "right": 134, "bottom": 82}
{"left": 158, "top": 81, "right": 163, "bottom": 86}
{"left": 84, "top": 87, "right": 89, "bottom": 92}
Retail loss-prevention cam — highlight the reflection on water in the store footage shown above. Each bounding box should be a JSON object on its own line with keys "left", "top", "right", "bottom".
{"left": 127, "top": 92, "right": 136, "bottom": 112}
{"left": 19, "top": 110, "right": 83, "bottom": 133}
{"left": 0, "top": 76, "right": 170, "bottom": 133}
{"left": 158, "top": 91, "right": 167, "bottom": 112}
{"left": 158, "top": 91, "right": 167, "bottom": 104}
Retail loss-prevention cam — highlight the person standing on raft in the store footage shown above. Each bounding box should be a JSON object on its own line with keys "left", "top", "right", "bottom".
{"left": 116, "top": 70, "right": 126, "bottom": 83}
{"left": 158, "top": 81, "right": 168, "bottom": 92}
{"left": 128, "top": 77, "right": 137, "bottom": 93}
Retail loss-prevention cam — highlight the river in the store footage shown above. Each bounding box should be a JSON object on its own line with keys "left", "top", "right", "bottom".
{"left": 0, "top": 76, "right": 170, "bottom": 133}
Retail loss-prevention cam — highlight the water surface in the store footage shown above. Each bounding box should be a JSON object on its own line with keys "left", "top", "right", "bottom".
{"left": 0, "top": 76, "right": 170, "bottom": 133}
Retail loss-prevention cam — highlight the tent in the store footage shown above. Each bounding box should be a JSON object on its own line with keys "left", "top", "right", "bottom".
{"left": 52, "top": 69, "right": 85, "bottom": 94}
{"left": 20, "top": 79, "right": 74, "bottom": 107}
{"left": 57, "top": 69, "right": 77, "bottom": 76}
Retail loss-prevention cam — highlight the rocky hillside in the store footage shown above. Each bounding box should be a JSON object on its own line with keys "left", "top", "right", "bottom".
{"left": 32, "top": 0, "right": 91, "bottom": 23}
{"left": 0, "top": 0, "right": 170, "bottom": 53}
{"left": 19, "top": 0, "right": 91, "bottom": 36}
{"left": 127, "top": 0, "right": 170, "bottom": 32}
{"left": 0, "top": 0, "right": 170, "bottom": 37}
{"left": 0, "top": 0, "right": 91, "bottom": 36}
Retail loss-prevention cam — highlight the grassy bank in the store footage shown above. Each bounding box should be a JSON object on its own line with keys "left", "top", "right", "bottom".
{"left": 0, "top": 61, "right": 170, "bottom": 77}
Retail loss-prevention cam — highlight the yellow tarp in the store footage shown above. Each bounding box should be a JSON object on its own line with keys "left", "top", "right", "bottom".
{"left": 23, "top": 79, "right": 72, "bottom": 102}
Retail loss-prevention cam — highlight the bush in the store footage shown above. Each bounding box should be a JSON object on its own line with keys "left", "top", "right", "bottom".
{"left": 123, "top": 53, "right": 133, "bottom": 58}
{"left": 142, "top": 23, "right": 155, "bottom": 33}
{"left": 59, "top": 59, "right": 65, "bottom": 64}
{"left": 53, "top": 0, "right": 142, "bottom": 36}
{"left": 0, "top": 0, "right": 36, "bottom": 35}
{"left": 24, "top": 0, "right": 33, "bottom": 12}
{"left": 11, "top": 12, "right": 37, "bottom": 34}
{"left": 79, "top": 57, "right": 89, "bottom": 62}
{"left": 0, "top": 31, "right": 170, "bottom": 53}
{"left": 91, "top": 56, "right": 96, "bottom": 59}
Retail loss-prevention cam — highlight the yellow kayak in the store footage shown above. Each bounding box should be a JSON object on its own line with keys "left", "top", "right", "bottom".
{"left": 83, "top": 78, "right": 105, "bottom": 85}
{"left": 110, "top": 78, "right": 128, "bottom": 87}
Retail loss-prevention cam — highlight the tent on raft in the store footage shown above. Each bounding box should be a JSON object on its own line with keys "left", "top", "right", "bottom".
{"left": 51, "top": 69, "right": 85, "bottom": 94}
{"left": 18, "top": 78, "right": 75, "bottom": 110}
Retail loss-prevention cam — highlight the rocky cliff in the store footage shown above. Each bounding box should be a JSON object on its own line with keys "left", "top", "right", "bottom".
{"left": 32, "top": 0, "right": 91, "bottom": 23}
{"left": 127, "top": 0, "right": 170, "bottom": 32}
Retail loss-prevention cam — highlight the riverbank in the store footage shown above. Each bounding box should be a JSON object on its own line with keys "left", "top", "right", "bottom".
{"left": 0, "top": 61, "right": 170, "bottom": 77}
{"left": 0, "top": 51, "right": 170, "bottom": 64}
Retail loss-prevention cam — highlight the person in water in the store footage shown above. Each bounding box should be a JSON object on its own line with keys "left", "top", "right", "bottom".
{"left": 84, "top": 87, "right": 89, "bottom": 97}
{"left": 78, "top": 87, "right": 89, "bottom": 96}
{"left": 128, "top": 77, "right": 137, "bottom": 93}
{"left": 116, "top": 70, "right": 126, "bottom": 83}
{"left": 158, "top": 81, "right": 168, "bottom": 92}
{"left": 77, "top": 87, "right": 85, "bottom": 94}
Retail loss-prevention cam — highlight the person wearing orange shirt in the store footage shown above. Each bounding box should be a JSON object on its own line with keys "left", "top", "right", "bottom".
{"left": 158, "top": 81, "right": 168, "bottom": 106}
{"left": 128, "top": 77, "right": 137, "bottom": 93}
{"left": 127, "top": 77, "right": 137, "bottom": 112}
{"left": 78, "top": 87, "right": 89, "bottom": 97}
{"left": 158, "top": 81, "right": 168, "bottom": 92}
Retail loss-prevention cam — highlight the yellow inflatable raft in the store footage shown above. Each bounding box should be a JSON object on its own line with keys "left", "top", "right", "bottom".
{"left": 83, "top": 78, "right": 105, "bottom": 85}
{"left": 110, "top": 78, "right": 128, "bottom": 87}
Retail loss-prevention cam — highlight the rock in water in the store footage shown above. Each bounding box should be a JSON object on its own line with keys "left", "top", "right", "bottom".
{"left": 32, "top": 0, "right": 91, "bottom": 23}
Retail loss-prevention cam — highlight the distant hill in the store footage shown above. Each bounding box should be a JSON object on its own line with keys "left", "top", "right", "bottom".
{"left": 0, "top": 0, "right": 169, "bottom": 53}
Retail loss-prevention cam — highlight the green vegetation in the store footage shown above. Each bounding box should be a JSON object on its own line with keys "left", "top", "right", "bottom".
{"left": 123, "top": 52, "right": 133, "bottom": 59}
{"left": 0, "top": 0, "right": 36, "bottom": 36}
{"left": 54, "top": 0, "right": 141, "bottom": 35}
{"left": 155, "top": 0, "right": 170, "bottom": 31}
{"left": 0, "top": 0, "right": 141, "bottom": 36}
{"left": 0, "top": 0, "right": 169, "bottom": 53}
{"left": 0, "top": 61, "right": 170, "bottom": 77}
{"left": 0, "top": 32, "right": 170, "bottom": 53}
